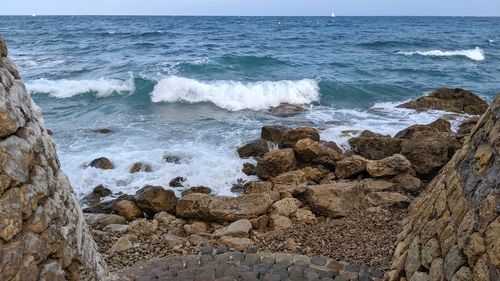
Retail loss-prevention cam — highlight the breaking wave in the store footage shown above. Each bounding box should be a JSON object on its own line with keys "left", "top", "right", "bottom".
{"left": 397, "top": 47, "right": 485, "bottom": 61}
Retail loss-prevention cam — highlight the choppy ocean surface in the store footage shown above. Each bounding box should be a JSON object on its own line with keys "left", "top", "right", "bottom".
{"left": 1, "top": 16, "right": 499, "bottom": 197}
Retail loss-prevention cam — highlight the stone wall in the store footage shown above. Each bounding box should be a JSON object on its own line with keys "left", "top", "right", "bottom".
{"left": 0, "top": 36, "right": 107, "bottom": 280}
{"left": 388, "top": 94, "right": 499, "bottom": 281}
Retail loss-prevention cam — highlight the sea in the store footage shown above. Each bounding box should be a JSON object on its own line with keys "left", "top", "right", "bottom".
{"left": 0, "top": 16, "right": 499, "bottom": 198}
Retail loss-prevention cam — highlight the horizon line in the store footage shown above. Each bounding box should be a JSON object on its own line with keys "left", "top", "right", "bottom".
{"left": 1, "top": 14, "right": 500, "bottom": 17}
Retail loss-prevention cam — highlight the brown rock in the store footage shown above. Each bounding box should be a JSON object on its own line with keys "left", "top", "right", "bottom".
{"left": 261, "top": 125, "right": 287, "bottom": 144}
{"left": 306, "top": 182, "right": 368, "bottom": 218}
{"left": 89, "top": 157, "right": 114, "bottom": 170}
{"left": 300, "top": 166, "right": 329, "bottom": 183}
{"left": 293, "top": 138, "right": 320, "bottom": 162}
{"left": 367, "top": 192, "right": 411, "bottom": 208}
{"left": 272, "top": 198, "right": 303, "bottom": 217}
{"left": 335, "top": 155, "right": 368, "bottom": 179}
{"left": 256, "top": 148, "right": 296, "bottom": 179}
{"left": 457, "top": 116, "right": 480, "bottom": 136}
{"left": 269, "top": 103, "right": 306, "bottom": 117}
{"left": 181, "top": 186, "right": 212, "bottom": 196}
{"left": 237, "top": 139, "right": 269, "bottom": 158}
{"left": 281, "top": 127, "right": 320, "bottom": 148}
{"left": 128, "top": 219, "right": 158, "bottom": 236}
{"left": 0, "top": 36, "right": 8, "bottom": 57}
{"left": 271, "top": 170, "right": 307, "bottom": 194}
{"left": 444, "top": 244, "right": 466, "bottom": 281}
{"left": 183, "top": 221, "right": 208, "bottom": 235}
{"left": 291, "top": 209, "right": 317, "bottom": 224}
{"left": 110, "top": 235, "right": 136, "bottom": 253}
{"left": 366, "top": 154, "right": 411, "bottom": 177}
{"left": 134, "top": 185, "right": 177, "bottom": 216}
{"left": 397, "top": 88, "right": 488, "bottom": 115}
{"left": 129, "top": 162, "right": 152, "bottom": 173}
{"left": 213, "top": 219, "right": 252, "bottom": 238}
{"left": 84, "top": 213, "right": 127, "bottom": 230}
{"left": 392, "top": 173, "right": 422, "bottom": 194}
{"left": 94, "top": 128, "right": 111, "bottom": 134}
{"left": 269, "top": 214, "right": 293, "bottom": 230}
{"left": 169, "top": 176, "right": 186, "bottom": 187}
{"left": 114, "top": 200, "right": 143, "bottom": 221}
{"left": 0, "top": 188, "right": 22, "bottom": 240}
{"left": 217, "top": 236, "right": 254, "bottom": 250}
{"left": 349, "top": 134, "right": 402, "bottom": 160}
{"left": 250, "top": 215, "right": 269, "bottom": 230}
{"left": 176, "top": 193, "right": 275, "bottom": 222}
{"left": 244, "top": 181, "right": 273, "bottom": 194}
{"left": 395, "top": 118, "right": 452, "bottom": 139}
{"left": 315, "top": 144, "right": 343, "bottom": 168}
{"left": 242, "top": 163, "right": 256, "bottom": 176}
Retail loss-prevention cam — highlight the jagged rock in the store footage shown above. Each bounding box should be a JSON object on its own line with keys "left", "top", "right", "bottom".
{"left": 366, "top": 154, "right": 412, "bottom": 177}
{"left": 366, "top": 192, "right": 411, "bottom": 208}
{"left": 293, "top": 138, "right": 320, "bottom": 162}
{"left": 261, "top": 124, "right": 287, "bottom": 144}
{"left": 183, "top": 221, "right": 208, "bottom": 235}
{"left": 163, "top": 154, "right": 181, "bottom": 164}
{"left": 271, "top": 170, "right": 307, "bottom": 194}
{"left": 82, "top": 194, "right": 135, "bottom": 214}
{"left": 129, "top": 162, "right": 152, "bottom": 173}
{"left": 244, "top": 181, "right": 273, "bottom": 194}
{"left": 89, "top": 157, "right": 115, "bottom": 170}
{"left": 135, "top": 185, "right": 177, "bottom": 216}
{"left": 128, "top": 219, "right": 158, "bottom": 236}
{"left": 269, "top": 215, "right": 293, "bottom": 230}
{"left": 256, "top": 148, "right": 296, "bottom": 179}
{"left": 242, "top": 163, "right": 256, "bottom": 175}
{"left": 398, "top": 88, "right": 488, "bottom": 115}
{"left": 457, "top": 116, "right": 480, "bottom": 136}
{"left": 306, "top": 182, "right": 368, "bottom": 218}
{"left": 237, "top": 138, "right": 269, "bottom": 158}
{"left": 176, "top": 193, "right": 276, "bottom": 222}
{"left": 300, "top": 166, "right": 329, "bottom": 183}
{"left": 395, "top": 118, "right": 452, "bottom": 139}
{"left": 217, "top": 236, "right": 254, "bottom": 250}
{"left": 349, "top": 133, "right": 402, "bottom": 160}
{"left": 0, "top": 188, "right": 22, "bottom": 241}
{"left": 213, "top": 219, "right": 252, "bottom": 238}
{"left": 271, "top": 198, "right": 303, "bottom": 217}
{"left": 114, "top": 200, "right": 143, "bottom": 221}
{"left": 80, "top": 185, "right": 112, "bottom": 206}
{"left": 335, "top": 155, "right": 368, "bottom": 179}
{"left": 315, "top": 144, "right": 343, "bottom": 168}
{"left": 182, "top": 186, "right": 212, "bottom": 196}
{"left": 281, "top": 127, "right": 320, "bottom": 148}
{"left": 0, "top": 37, "right": 8, "bottom": 57}
{"left": 250, "top": 215, "right": 269, "bottom": 230}
{"left": 269, "top": 103, "right": 306, "bottom": 117}
{"left": 169, "top": 176, "right": 186, "bottom": 187}
{"left": 291, "top": 209, "right": 317, "bottom": 224}
{"left": 230, "top": 179, "right": 245, "bottom": 193}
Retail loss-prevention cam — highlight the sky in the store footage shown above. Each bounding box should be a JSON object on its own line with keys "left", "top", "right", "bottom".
{"left": 1, "top": 0, "right": 500, "bottom": 16}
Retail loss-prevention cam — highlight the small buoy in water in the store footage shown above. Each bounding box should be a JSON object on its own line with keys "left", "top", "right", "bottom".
{"left": 278, "top": 21, "right": 282, "bottom": 26}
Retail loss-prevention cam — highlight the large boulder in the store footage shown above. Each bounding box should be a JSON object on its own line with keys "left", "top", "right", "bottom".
{"left": 349, "top": 131, "right": 402, "bottom": 160}
{"left": 244, "top": 181, "right": 273, "bottom": 194}
{"left": 271, "top": 170, "right": 308, "bottom": 194}
{"left": 395, "top": 118, "right": 452, "bottom": 139}
{"left": 114, "top": 200, "right": 143, "bottom": 221}
{"left": 256, "top": 148, "right": 296, "bottom": 179}
{"left": 237, "top": 138, "right": 270, "bottom": 158}
{"left": 134, "top": 185, "right": 177, "bottom": 216}
{"left": 335, "top": 155, "right": 368, "bottom": 179}
{"left": 315, "top": 144, "right": 343, "bottom": 168}
{"left": 293, "top": 138, "right": 320, "bottom": 162}
{"left": 397, "top": 88, "right": 488, "bottom": 115}
{"left": 213, "top": 219, "right": 252, "bottom": 238}
{"left": 261, "top": 125, "right": 287, "bottom": 144}
{"left": 366, "top": 154, "right": 412, "bottom": 177}
{"left": 89, "top": 157, "right": 115, "bottom": 170}
{"left": 281, "top": 127, "right": 320, "bottom": 148}
{"left": 176, "top": 193, "right": 276, "bottom": 222}
{"left": 306, "top": 182, "right": 369, "bottom": 218}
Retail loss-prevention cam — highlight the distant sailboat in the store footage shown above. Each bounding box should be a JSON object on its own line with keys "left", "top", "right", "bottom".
{"left": 330, "top": 11, "right": 335, "bottom": 17}
{"left": 32, "top": 12, "right": 36, "bottom": 17}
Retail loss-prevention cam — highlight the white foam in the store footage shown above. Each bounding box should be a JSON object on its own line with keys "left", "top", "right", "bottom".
{"left": 26, "top": 77, "right": 135, "bottom": 98}
{"left": 150, "top": 76, "right": 320, "bottom": 111}
{"left": 397, "top": 47, "right": 485, "bottom": 61}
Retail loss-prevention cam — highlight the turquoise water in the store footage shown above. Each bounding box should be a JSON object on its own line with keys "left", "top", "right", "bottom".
{"left": 1, "top": 16, "right": 499, "bottom": 196}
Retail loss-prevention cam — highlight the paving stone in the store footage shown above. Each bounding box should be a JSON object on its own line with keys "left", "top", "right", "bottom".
{"left": 216, "top": 245, "right": 228, "bottom": 254}
{"left": 200, "top": 254, "right": 214, "bottom": 265}
{"left": 201, "top": 245, "right": 214, "bottom": 255}
{"left": 244, "top": 253, "right": 260, "bottom": 267}
{"left": 311, "top": 256, "right": 328, "bottom": 266}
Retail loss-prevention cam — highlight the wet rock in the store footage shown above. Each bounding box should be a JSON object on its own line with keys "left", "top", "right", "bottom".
{"left": 269, "top": 214, "right": 293, "bottom": 230}
{"left": 134, "top": 185, "right": 177, "bottom": 216}
{"left": 244, "top": 181, "right": 273, "bottom": 194}
{"left": 237, "top": 138, "right": 270, "bottom": 158}
{"left": 242, "top": 163, "right": 256, "bottom": 176}
{"left": 281, "top": 127, "right": 320, "bottom": 148}
{"left": 46, "top": 128, "right": 53, "bottom": 135}
{"left": 80, "top": 185, "right": 112, "bottom": 206}
{"left": 269, "top": 103, "right": 306, "bottom": 117}
{"left": 82, "top": 194, "right": 135, "bottom": 214}
{"left": 397, "top": 88, "right": 488, "bottom": 115}
{"left": 176, "top": 193, "right": 276, "bottom": 222}
{"left": 349, "top": 133, "right": 402, "bottom": 160}
{"left": 306, "top": 182, "right": 368, "bottom": 218}
{"left": 217, "top": 236, "right": 254, "bottom": 251}
{"left": 94, "top": 128, "right": 111, "bottom": 134}
{"left": 256, "top": 148, "right": 296, "bottom": 179}
{"left": 261, "top": 124, "right": 287, "bottom": 144}
{"left": 93, "top": 185, "right": 112, "bottom": 197}
{"left": 335, "top": 155, "right": 368, "bottom": 179}
{"left": 129, "top": 162, "right": 152, "bottom": 173}
{"left": 89, "top": 157, "right": 115, "bottom": 170}
{"left": 230, "top": 179, "right": 245, "bottom": 193}
{"left": 213, "top": 219, "right": 252, "bottom": 238}
{"left": 395, "top": 118, "right": 452, "bottom": 139}
{"left": 169, "top": 176, "right": 186, "bottom": 187}
{"left": 181, "top": 186, "right": 212, "bottom": 196}
{"left": 114, "top": 200, "right": 143, "bottom": 221}
{"left": 163, "top": 154, "right": 181, "bottom": 164}
{"left": 293, "top": 138, "right": 320, "bottom": 162}
{"left": 366, "top": 154, "right": 412, "bottom": 177}
{"left": 366, "top": 192, "right": 411, "bottom": 208}
{"left": 457, "top": 116, "right": 480, "bottom": 136}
